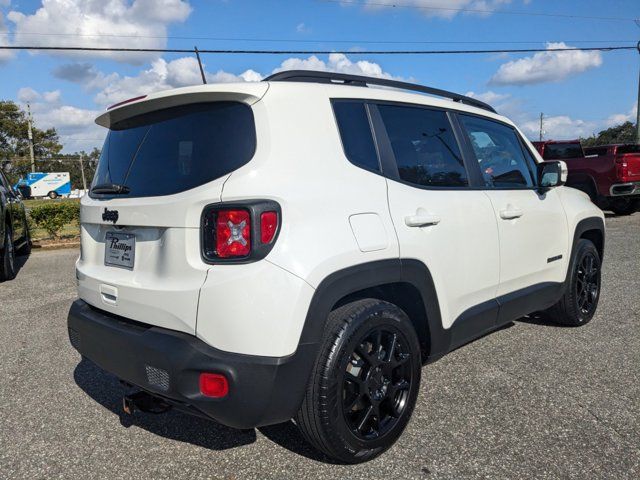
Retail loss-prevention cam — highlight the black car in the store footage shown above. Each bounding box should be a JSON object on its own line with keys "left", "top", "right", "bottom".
{"left": 0, "top": 170, "right": 31, "bottom": 281}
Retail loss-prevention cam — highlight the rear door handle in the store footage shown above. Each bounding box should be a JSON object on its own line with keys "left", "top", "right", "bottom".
{"left": 499, "top": 206, "right": 524, "bottom": 220}
{"left": 405, "top": 213, "right": 441, "bottom": 227}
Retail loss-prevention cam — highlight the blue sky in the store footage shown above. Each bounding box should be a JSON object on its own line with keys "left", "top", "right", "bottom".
{"left": 0, "top": 0, "right": 638, "bottom": 153}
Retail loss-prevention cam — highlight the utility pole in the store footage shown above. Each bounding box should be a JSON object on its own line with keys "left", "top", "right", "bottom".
{"left": 79, "top": 153, "right": 87, "bottom": 191}
{"left": 26, "top": 103, "right": 35, "bottom": 173}
{"left": 636, "top": 40, "right": 640, "bottom": 144}
{"left": 539, "top": 112, "right": 544, "bottom": 141}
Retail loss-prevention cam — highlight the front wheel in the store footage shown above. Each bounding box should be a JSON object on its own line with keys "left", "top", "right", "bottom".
{"left": 295, "top": 299, "right": 421, "bottom": 463}
{"left": 547, "top": 239, "right": 601, "bottom": 326}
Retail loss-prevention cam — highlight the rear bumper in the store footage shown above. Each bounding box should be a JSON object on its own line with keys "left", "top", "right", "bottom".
{"left": 67, "top": 299, "right": 317, "bottom": 429}
{"left": 609, "top": 182, "right": 640, "bottom": 196}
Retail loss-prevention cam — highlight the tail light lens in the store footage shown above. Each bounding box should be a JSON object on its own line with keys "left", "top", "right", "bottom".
{"left": 216, "top": 209, "right": 251, "bottom": 258}
{"left": 201, "top": 201, "right": 281, "bottom": 263}
{"left": 615, "top": 156, "right": 629, "bottom": 181}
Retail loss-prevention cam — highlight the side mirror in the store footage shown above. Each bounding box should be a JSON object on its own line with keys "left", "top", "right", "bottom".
{"left": 537, "top": 160, "right": 567, "bottom": 189}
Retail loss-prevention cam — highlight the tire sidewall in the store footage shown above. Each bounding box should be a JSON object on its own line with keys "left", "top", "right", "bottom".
{"left": 320, "top": 303, "right": 421, "bottom": 460}
{"left": 2, "top": 228, "right": 16, "bottom": 281}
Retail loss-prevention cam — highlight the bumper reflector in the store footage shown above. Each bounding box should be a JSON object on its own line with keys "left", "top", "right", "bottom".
{"left": 199, "top": 373, "right": 229, "bottom": 398}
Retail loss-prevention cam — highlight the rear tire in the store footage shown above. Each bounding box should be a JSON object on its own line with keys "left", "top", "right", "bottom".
{"left": 610, "top": 198, "right": 638, "bottom": 216}
{"left": 0, "top": 228, "right": 17, "bottom": 282}
{"left": 48, "top": 191, "right": 58, "bottom": 199}
{"left": 17, "top": 221, "right": 31, "bottom": 256}
{"left": 547, "top": 239, "right": 601, "bottom": 326}
{"left": 295, "top": 299, "right": 421, "bottom": 463}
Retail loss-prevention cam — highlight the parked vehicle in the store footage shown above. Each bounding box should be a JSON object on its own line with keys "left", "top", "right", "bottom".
{"left": 0, "top": 169, "right": 31, "bottom": 281}
{"left": 533, "top": 140, "right": 640, "bottom": 215}
{"left": 14, "top": 172, "right": 71, "bottom": 199}
{"left": 68, "top": 71, "right": 605, "bottom": 463}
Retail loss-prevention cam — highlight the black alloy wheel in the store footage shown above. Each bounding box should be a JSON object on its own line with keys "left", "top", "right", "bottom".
{"left": 341, "top": 327, "right": 413, "bottom": 441}
{"left": 575, "top": 251, "right": 600, "bottom": 316}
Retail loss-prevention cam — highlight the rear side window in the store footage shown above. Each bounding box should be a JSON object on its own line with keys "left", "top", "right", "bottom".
{"left": 542, "top": 143, "right": 584, "bottom": 159}
{"left": 618, "top": 145, "right": 640, "bottom": 155}
{"left": 91, "top": 102, "right": 256, "bottom": 198}
{"left": 333, "top": 101, "right": 380, "bottom": 172}
{"left": 584, "top": 146, "right": 608, "bottom": 156}
{"left": 460, "top": 115, "right": 535, "bottom": 188}
{"left": 377, "top": 104, "right": 467, "bottom": 187}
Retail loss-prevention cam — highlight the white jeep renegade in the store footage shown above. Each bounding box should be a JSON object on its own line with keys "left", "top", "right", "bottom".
{"left": 68, "top": 70, "right": 605, "bottom": 463}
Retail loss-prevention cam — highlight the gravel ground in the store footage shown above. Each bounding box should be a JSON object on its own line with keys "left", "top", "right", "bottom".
{"left": 1, "top": 214, "right": 638, "bottom": 479}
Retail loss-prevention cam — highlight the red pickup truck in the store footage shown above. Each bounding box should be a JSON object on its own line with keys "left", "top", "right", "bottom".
{"left": 533, "top": 140, "right": 640, "bottom": 215}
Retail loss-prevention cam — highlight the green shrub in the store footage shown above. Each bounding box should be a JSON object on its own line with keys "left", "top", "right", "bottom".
{"left": 29, "top": 202, "right": 80, "bottom": 239}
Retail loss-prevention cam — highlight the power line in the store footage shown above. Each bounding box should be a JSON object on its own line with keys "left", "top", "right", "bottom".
{"left": 0, "top": 31, "right": 636, "bottom": 45}
{"left": 325, "top": 0, "right": 639, "bottom": 22}
{"left": 0, "top": 45, "right": 636, "bottom": 55}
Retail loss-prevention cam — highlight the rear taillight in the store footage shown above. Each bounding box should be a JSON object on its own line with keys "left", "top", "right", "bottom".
{"left": 201, "top": 201, "right": 281, "bottom": 263}
{"left": 615, "top": 156, "right": 629, "bottom": 180}
{"left": 216, "top": 209, "right": 251, "bottom": 258}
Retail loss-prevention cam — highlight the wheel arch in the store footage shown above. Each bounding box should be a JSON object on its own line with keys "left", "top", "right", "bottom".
{"left": 572, "top": 217, "right": 605, "bottom": 264}
{"left": 299, "top": 259, "right": 450, "bottom": 365}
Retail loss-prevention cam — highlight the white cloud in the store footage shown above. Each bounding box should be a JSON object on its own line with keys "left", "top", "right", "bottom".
{"left": 92, "top": 57, "right": 261, "bottom": 106}
{"left": 0, "top": 12, "right": 13, "bottom": 63}
{"left": 273, "top": 53, "right": 402, "bottom": 79}
{"left": 490, "top": 42, "right": 602, "bottom": 86}
{"left": 605, "top": 105, "right": 637, "bottom": 127}
{"left": 17, "top": 87, "right": 104, "bottom": 153}
{"left": 465, "top": 90, "right": 511, "bottom": 105}
{"left": 54, "top": 53, "right": 399, "bottom": 107}
{"left": 520, "top": 115, "right": 597, "bottom": 140}
{"left": 7, "top": 0, "right": 192, "bottom": 64}
{"left": 357, "top": 0, "right": 512, "bottom": 19}
{"left": 296, "top": 22, "right": 311, "bottom": 33}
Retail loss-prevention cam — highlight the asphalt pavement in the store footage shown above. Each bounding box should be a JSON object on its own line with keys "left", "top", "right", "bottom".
{"left": 1, "top": 213, "right": 638, "bottom": 479}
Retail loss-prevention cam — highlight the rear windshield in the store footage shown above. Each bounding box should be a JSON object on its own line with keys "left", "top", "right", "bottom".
{"left": 542, "top": 143, "right": 583, "bottom": 160}
{"left": 91, "top": 102, "right": 256, "bottom": 198}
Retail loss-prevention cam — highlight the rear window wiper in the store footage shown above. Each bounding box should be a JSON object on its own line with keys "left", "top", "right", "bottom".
{"left": 91, "top": 183, "right": 130, "bottom": 195}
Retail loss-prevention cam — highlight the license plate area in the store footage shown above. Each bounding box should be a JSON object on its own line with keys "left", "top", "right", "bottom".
{"left": 104, "top": 231, "right": 135, "bottom": 270}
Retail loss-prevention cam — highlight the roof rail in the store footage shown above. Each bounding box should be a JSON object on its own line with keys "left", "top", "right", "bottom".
{"left": 263, "top": 70, "right": 496, "bottom": 113}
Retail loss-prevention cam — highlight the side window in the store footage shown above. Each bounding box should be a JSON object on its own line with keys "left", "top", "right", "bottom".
{"left": 377, "top": 104, "right": 467, "bottom": 187}
{"left": 459, "top": 115, "right": 535, "bottom": 188}
{"left": 332, "top": 101, "right": 380, "bottom": 172}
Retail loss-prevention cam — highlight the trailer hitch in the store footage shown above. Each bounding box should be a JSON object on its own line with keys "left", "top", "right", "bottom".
{"left": 122, "top": 391, "right": 172, "bottom": 415}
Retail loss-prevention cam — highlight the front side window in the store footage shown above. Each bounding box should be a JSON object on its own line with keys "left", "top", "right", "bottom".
{"left": 377, "top": 104, "right": 467, "bottom": 187}
{"left": 460, "top": 115, "right": 535, "bottom": 188}
{"left": 333, "top": 101, "right": 380, "bottom": 172}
